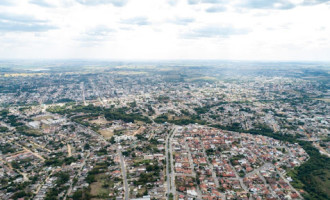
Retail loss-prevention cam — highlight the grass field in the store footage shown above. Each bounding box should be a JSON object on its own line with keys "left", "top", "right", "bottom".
{"left": 98, "top": 128, "right": 114, "bottom": 139}
{"left": 90, "top": 174, "right": 116, "bottom": 199}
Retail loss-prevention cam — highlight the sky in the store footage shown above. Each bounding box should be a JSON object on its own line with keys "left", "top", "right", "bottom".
{"left": 0, "top": 0, "right": 330, "bottom": 61}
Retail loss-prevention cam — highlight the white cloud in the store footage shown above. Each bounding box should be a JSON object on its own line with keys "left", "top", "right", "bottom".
{"left": 0, "top": 0, "right": 329, "bottom": 61}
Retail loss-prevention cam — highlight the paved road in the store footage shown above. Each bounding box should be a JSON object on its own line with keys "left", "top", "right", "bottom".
{"left": 199, "top": 138, "right": 222, "bottom": 188}
{"left": 276, "top": 165, "right": 303, "bottom": 199}
{"left": 63, "top": 150, "right": 90, "bottom": 200}
{"left": 257, "top": 171, "right": 278, "bottom": 198}
{"left": 228, "top": 160, "right": 248, "bottom": 197}
{"left": 80, "top": 82, "right": 87, "bottom": 106}
{"left": 119, "top": 149, "right": 129, "bottom": 200}
{"left": 184, "top": 138, "right": 202, "bottom": 199}
{"left": 169, "top": 127, "right": 176, "bottom": 199}
{"left": 165, "top": 129, "right": 171, "bottom": 198}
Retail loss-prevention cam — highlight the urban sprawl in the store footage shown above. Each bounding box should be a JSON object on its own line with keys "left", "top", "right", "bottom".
{"left": 0, "top": 63, "right": 329, "bottom": 200}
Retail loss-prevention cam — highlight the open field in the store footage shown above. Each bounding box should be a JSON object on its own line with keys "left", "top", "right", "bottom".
{"left": 114, "top": 71, "right": 148, "bottom": 75}
{"left": 33, "top": 115, "right": 54, "bottom": 121}
{"left": 90, "top": 174, "right": 116, "bottom": 200}
{"left": 90, "top": 118, "right": 109, "bottom": 125}
{"left": 187, "top": 76, "right": 218, "bottom": 82}
{"left": 314, "top": 98, "right": 330, "bottom": 102}
{"left": 98, "top": 128, "right": 114, "bottom": 139}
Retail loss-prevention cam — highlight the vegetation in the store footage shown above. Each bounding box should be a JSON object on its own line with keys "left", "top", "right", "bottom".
{"left": 11, "top": 190, "right": 32, "bottom": 200}
{"left": 45, "top": 156, "right": 77, "bottom": 167}
{"left": 16, "top": 125, "right": 41, "bottom": 137}
{"left": 0, "top": 126, "right": 8, "bottom": 132}
{"left": 287, "top": 141, "right": 330, "bottom": 200}
{"left": 0, "top": 143, "right": 16, "bottom": 154}
{"left": 44, "top": 172, "right": 70, "bottom": 200}
{"left": 133, "top": 161, "right": 160, "bottom": 185}
{"left": 47, "top": 104, "right": 152, "bottom": 124}
{"left": 72, "top": 188, "right": 91, "bottom": 200}
{"left": 154, "top": 113, "right": 206, "bottom": 125}
{"left": 104, "top": 109, "right": 151, "bottom": 123}
{"left": 85, "top": 162, "right": 109, "bottom": 184}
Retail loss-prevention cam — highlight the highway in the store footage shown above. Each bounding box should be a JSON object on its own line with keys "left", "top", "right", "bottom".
{"left": 165, "top": 126, "right": 176, "bottom": 199}
{"left": 169, "top": 127, "right": 176, "bottom": 199}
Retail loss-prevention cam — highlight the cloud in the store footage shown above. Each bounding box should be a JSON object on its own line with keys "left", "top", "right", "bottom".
{"left": 168, "top": 17, "right": 195, "bottom": 25}
{"left": 0, "top": 13, "right": 46, "bottom": 23}
{"left": 241, "top": 0, "right": 295, "bottom": 10}
{"left": 0, "top": 13, "right": 57, "bottom": 32}
{"left": 188, "top": 0, "right": 225, "bottom": 4}
{"left": 76, "top": 0, "right": 128, "bottom": 7}
{"left": 168, "top": 0, "right": 178, "bottom": 6}
{"left": 184, "top": 25, "right": 250, "bottom": 38}
{"left": 302, "top": 0, "right": 330, "bottom": 5}
{"left": 29, "top": 0, "right": 55, "bottom": 7}
{"left": 78, "top": 26, "right": 115, "bottom": 43}
{"left": 205, "top": 5, "right": 226, "bottom": 12}
{"left": 85, "top": 26, "right": 115, "bottom": 37}
{"left": 202, "top": 0, "right": 225, "bottom": 3}
{"left": 0, "top": 0, "right": 14, "bottom": 6}
{"left": 121, "top": 17, "right": 150, "bottom": 26}
{"left": 239, "top": 0, "right": 330, "bottom": 10}
{"left": 189, "top": 0, "right": 330, "bottom": 10}
{"left": 187, "top": 0, "right": 200, "bottom": 5}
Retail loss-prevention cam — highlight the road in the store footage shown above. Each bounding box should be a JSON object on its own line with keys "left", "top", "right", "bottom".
{"left": 314, "top": 142, "right": 330, "bottom": 157}
{"left": 119, "top": 148, "right": 129, "bottom": 200}
{"left": 20, "top": 146, "right": 45, "bottom": 161}
{"left": 276, "top": 165, "right": 303, "bottom": 199}
{"left": 77, "top": 122, "right": 129, "bottom": 199}
{"left": 165, "top": 126, "right": 177, "bottom": 199}
{"left": 169, "top": 127, "right": 176, "bottom": 199}
{"left": 184, "top": 138, "right": 202, "bottom": 199}
{"left": 34, "top": 169, "right": 55, "bottom": 197}
{"left": 89, "top": 79, "right": 105, "bottom": 107}
{"left": 257, "top": 170, "right": 278, "bottom": 198}
{"left": 199, "top": 138, "right": 226, "bottom": 199}
{"left": 67, "top": 144, "right": 72, "bottom": 157}
{"left": 165, "top": 128, "right": 171, "bottom": 198}
{"left": 30, "top": 141, "right": 51, "bottom": 152}
{"left": 165, "top": 127, "right": 177, "bottom": 199}
{"left": 63, "top": 150, "right": 90, "bottom": 200}
{"left": 80, "top": 82, "right": 87, "bottom": 106}
{"left": 228, "top": 161, "right": 249, "bottom": 199}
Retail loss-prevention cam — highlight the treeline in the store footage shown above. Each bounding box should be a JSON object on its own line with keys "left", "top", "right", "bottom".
{"left": 0, "top": 126, "right": 8, "bottom": 132}
{"left": 45, "top": 156, "right": 77, "bottom": 167}
{"left": 104, "top": 110, "right": 151, "bottom": 123}
{"left": 154, "top": 113, "right": 206, "bottom": 125}
{"left": 133, "top": 161, "right": 160, "bottom": 186}
{"left": 287, "top": 141, "right": 330, "bottom": 200}
{"left": 85, "top": 162, "right": 110, "bottom": 184}
{"left": 47, "top": 104, "right": 152, "bottom": 124}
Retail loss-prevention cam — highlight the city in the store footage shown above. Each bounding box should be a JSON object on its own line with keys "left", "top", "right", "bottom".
{"left": 0, "top": 62, "right": 329, "bottom": 200}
